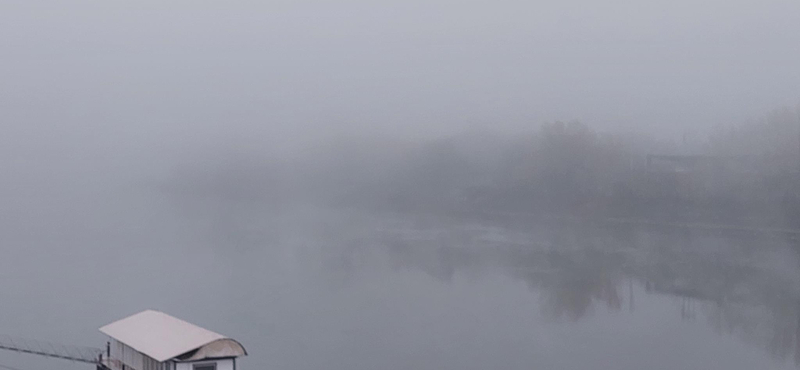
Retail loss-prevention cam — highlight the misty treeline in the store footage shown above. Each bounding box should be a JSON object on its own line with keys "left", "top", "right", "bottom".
{"left": 167, "top": 105, "right": 800, "bottom": 228}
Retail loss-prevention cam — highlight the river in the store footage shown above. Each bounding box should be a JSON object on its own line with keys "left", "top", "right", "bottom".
{"left": 2, "top": 178, "right": 800, "bottom": 370}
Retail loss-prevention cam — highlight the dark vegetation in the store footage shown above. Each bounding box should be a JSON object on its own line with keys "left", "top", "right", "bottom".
{"left": 167, "top": 105, "right": 800, "bottom": 230}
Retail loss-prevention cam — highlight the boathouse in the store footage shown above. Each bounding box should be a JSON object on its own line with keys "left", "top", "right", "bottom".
{"left": 99, "top": 310, "right": 247, "bottom": 370}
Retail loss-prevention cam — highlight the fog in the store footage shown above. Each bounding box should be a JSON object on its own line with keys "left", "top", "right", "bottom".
{"left": 4, "top": 0, "right": 800, "bottom": 144}
{"left": 2, "top": 1, "right": 800, "bottom": 370}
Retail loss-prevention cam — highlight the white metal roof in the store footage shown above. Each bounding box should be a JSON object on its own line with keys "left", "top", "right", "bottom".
{"left": 99, "top": 310, "right": 246, "bottom": 363}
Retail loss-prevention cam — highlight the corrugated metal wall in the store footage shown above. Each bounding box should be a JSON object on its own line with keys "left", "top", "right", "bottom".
{"left": 110, "top": 339, "right": 167, "bottom": 370}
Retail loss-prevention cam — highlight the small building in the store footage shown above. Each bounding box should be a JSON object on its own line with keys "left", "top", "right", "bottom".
{"left": 99, "top": 310, "right": 247, "bottom": 370}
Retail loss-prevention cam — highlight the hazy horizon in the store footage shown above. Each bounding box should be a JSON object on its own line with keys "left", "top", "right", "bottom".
{"left": 4, "top": 0, "right": 800, "bottom": 158}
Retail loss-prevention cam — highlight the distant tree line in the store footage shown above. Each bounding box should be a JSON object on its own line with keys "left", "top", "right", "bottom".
{"left": 166, "top": 104, "right": 800, "bottom": 229}
{"left": 320, "top": 105, "right": 800, "bottom": 228}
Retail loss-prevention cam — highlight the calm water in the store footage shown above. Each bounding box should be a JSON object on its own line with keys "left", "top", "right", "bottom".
{"left": 2, "top": 181, "right": 800, "bottom": 370}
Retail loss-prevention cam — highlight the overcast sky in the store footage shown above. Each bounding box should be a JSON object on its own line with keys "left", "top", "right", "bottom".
{"left": 2, "top": 0, "right": 799, "bottom": 157}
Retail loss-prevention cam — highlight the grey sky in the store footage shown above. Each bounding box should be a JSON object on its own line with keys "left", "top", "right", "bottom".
{"left": 2, "top": 0, "right": 799, "bottom": 156}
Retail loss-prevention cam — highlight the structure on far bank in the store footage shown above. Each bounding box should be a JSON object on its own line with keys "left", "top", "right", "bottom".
{"left": 99, "top": 310, "right": 247, "bottom": 370}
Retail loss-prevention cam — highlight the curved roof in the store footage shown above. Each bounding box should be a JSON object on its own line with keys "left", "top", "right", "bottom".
{"left": 99, "top": 310, "right": 247, "bottom": 363}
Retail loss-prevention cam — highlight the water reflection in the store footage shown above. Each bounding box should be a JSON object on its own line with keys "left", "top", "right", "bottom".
{"left": 3, "top": 208, "right": 798, "bottom": 370}
{"left": 369, "top": 219, "right": 800, "bottom": 367}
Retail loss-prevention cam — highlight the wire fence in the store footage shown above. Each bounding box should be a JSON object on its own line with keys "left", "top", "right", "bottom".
{"left": 0, "top": 336, "right": 102, "bottom": 364}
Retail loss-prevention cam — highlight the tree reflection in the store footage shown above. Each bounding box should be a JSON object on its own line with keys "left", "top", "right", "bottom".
{"left": 374, "top": 219, "right": 800, "bottom": 366}
{"left": 513, "top": 250, "right": 624, "bottom": 321}
{"left": 539, "top": 270, "right": 622, "bottom": 321}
